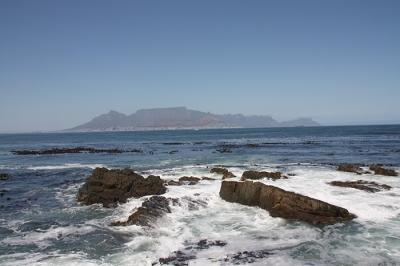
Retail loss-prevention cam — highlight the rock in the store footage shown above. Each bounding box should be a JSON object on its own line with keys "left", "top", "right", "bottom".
{"left": 112, "top": 196, "right": 171, "bottom": 227}
{"left": 0, "top": 173, "right": 9, "bottom": 181}
{"left": 223, "top": 249, "right": 273, "bottom": 264}
{"left": 77, "top": 168, "right": 166, "bottom": 207}
{"left": 241, "top": 170, "right": 286, "bottom": 181}
{"left": 210, "top": 167, "right": 236, "bottom": 179}
{"left": 369, "top": 165, "right": 398, "bottom": 176}
{"left": 179, "top": 176, "right": 201, "bottom": 185}
{"left": 329, "top": 180, "right": 391, "bottom": 193}
{"left": 12, "top": 147, "right": 130, "bottom": 155}
{"left": 166, "top": 180, "right": 182, "bottom": 186}
{"left": 159, "top": 251, "right": 196, "bottom": 265}
{"left": 337, "top": 164, "right": 362, "bottom": 174}
{"left": 219, "top": 180, "right": 356, "bottom": 225}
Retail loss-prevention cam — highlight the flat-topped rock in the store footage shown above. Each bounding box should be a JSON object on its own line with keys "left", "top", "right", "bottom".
{"left": 220, "top": 180, "right": 355, "bottom": 225}
{"left": 241, "top": 170, "right": 286, "bottom": 181}
{"left": 329, "top": 180, "right": 391, "bottom": 193}
{"left": 77, "top": 168, "right": 166, "bottom": 207}
{"left": 369, "top": 165, "right": 398, "bottom": 176}
{"left": 111, "top": 196, "right": 171, "bottom": 227}
{"left": 210, "top": 167, "right": 236, "bottom": 179}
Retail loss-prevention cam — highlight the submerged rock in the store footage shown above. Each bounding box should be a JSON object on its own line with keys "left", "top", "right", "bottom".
{"left": 329, "top": 180, "right": 391, "bottom": 193}
{"left": 179, "top": 176, "right": 201, "bottom": 185}
{"left": 77, "top": 168, "right": 166, "bottom": 207}
{"left": 223, "top": 249, "right": 273, "bottom": 264}
{"left": 241, "top": 170, "right": 286, "bottom": 181}
{"left": 112, "top": 196, "right": 171, "bottom": 227}
{"left": 0, "top": 173, "right": 9, "bottom": 181}
{"left": 337, "top": 164, "right": 362, "bottom": 174}
{"left": 369, "top": 165, "right": 398, "bottom": 176}
{"left": 219, "top": 180, "right": 355, "bottom": 225}
{"left": 210, "top": 167, "right": 236, "bottom": 179}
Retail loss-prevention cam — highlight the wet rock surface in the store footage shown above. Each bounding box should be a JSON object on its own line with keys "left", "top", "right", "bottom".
{"left": 220, "top": 180, "right": 356, "bottom": 225}
{"left": 178, "top": 176, "right": 201, "bottom": 185}
{"left": 222, "top": 249, "right": 273, "bottom": 264}
{"left": 0, "top": 173, "right": 9, "bottom": 180}
{"left": 158, "top": 239, "right": 227, "bottom": 265}
{"left": 369, "top": 165, "right": 398, "bottom": 176}
{"left": 77, "top": 168, "right": 166, "bottom": 207}
{"left": 12, "top": 147, "right": 143, "bottom": 155}
{"left": 329, "top": 180, "right": 392, "bottom": 192}
{"left": 337, "top": 164, "right": 363, "bottom": 174}
{"left": 210, "top": 167, "right": 236, "bottom": 179}
{"left": 112, "top": 196, "right": 171, "bottom": 227}
{"left": 241, "top": 170, "right": 286, "bottom": 181}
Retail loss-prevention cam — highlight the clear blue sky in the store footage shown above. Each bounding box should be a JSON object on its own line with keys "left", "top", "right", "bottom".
{"left": 1, "top": 0, "right": 399, "bottom": 132}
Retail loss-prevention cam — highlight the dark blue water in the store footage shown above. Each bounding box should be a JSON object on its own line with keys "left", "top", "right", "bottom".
{"left": 1, "top": 125, "right": 399, "bottom": 265}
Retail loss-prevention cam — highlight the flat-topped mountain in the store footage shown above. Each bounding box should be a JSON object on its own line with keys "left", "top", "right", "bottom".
{"left": 66, "top": 107, "right": 319, "bottom": 132}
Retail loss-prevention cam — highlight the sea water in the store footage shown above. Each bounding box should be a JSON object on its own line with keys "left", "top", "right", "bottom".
{"left": 0, "top": 125, "right": 400, "bottom": 265}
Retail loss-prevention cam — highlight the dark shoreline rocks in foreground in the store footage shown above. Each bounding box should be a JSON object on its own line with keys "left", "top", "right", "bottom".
{"left": 241, "top": 170, "right": 287, "bottom": 181}
{"left": 220, "top": 180, "right": 356, "bottom": 225}
{"left": 210, "top": 167, "right": 235, "bottom": 179}
{"left": 329, "top": 180, "right": 391, "bottom": 193}
{"left": 112, "top": 196, "right": 171, "bottom": 226}
{"left": 77, "top": 168, "right": 166, "bottom": 207}
{"left": 12, "top": 147, "right": 143, "bottom": 155}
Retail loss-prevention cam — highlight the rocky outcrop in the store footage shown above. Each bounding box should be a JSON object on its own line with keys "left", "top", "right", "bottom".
{"left": 329, "top": 180, "right": 391, "bottom": 193}
{"left": 77, "top": 168, "right": 166, "bottom": 207}
{"left": 13, "top": 147, "right": 143, "bottom": 155}
{"left": 219, "top": 181, "right": 355, "bottom": 225}
{"left": 337, "top": 164, "right": 362, "bottom": 174}
{"left": 241, "top": 170, "right": 286, "bottom": 181}
{"left": 0, "top": 173, "right": 9, "bottom": 181}
{"left": 111, "top": 196, "right": 171, "bottom": 227}
{"left": 210, "top": 167, "right": 235, "bottom": 179}
{"left": 369, "top": 165, "right": 398, "bottom": 176}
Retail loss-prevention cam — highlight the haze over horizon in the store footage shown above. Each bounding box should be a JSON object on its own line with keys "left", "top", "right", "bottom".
{"left": 1, "top": 0, "right": 400, "bottom": 132}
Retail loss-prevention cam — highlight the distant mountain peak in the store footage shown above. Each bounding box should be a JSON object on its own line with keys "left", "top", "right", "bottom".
{"left": 66, "top": 107, "right": 320, "bottom": 132}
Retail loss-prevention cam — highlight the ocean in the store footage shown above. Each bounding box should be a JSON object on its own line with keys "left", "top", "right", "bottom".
{"left": 0, "top": 125, "right": 400, "bottom": 265}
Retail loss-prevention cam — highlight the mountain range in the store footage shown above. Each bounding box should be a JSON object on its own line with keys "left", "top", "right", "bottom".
{"left": 66, "top": 107, "right": 320, "bottom": 132}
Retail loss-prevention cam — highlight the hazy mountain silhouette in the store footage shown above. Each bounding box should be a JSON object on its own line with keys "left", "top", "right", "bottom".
{"left": 67, "top": 107, "right": 319, "bottom": 131}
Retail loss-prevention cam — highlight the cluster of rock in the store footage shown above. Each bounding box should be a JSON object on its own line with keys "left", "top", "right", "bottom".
{"left": 337, "top": 164, "right": 398, "bottom": 176}
{"left": 77, "top": 168, "right": 166, "bottom": 207}
{"left": 210, "top": 167, "right": 235, "bottom": 179}
{"left": 13, "top": 147, "right": 143, "bottom": 155}
{"left": 241, "top": 170, "right": 287, "bottom": 181}
{"left": 329, "top": 180, "right": 391, "bottom": 193}
{"left": 219, "top": 180, "right": 356, "bottom": 225}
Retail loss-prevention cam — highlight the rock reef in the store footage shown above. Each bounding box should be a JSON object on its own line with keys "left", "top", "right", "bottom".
{"left": 13, "top": 147, "right": 143, "bottom": 155}
{"left": 329, "top": 180, "right": 391, "bottom": 193}
{"left": 219, "top": 180, "right": 355, "bottom": 225}
{"left": 77, "top": 168, "right": 166, "bottom": 207}
{"left": 369, "top": 165, "right": 398, "bottom": 176}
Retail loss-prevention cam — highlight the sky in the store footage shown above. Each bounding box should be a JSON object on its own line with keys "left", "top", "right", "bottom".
{"left": 0, "top": 0, "right": 399, "bottom": 132}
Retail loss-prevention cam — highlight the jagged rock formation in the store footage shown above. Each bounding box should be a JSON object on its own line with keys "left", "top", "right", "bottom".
{"left": 210, "top": 167, "right": 236, "bottom": 179}
{"left": 241, "top": 170, "right": 286, "bottom": 181}
{"left": 369, "top": 165, "right": 398, "bottom": 176}
{"left": 77, "top": 168, "right": 166, "bottom": 207}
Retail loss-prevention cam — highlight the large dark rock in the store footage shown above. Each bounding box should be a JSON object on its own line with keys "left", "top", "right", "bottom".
{"left": 179, "top": 176, "right": 201, "bottom": 185}
{"left": 329, "top": 180, "right": 391, "bottom": 193}
{"left": 241, "top": 170, "right": 286, "bottom": 181}
{"left": 111, "top": 196, "right": 171, "bottom": 226}
{"left": 369, "top": 165, "right": 398, "bottom": 176}
{"left": 77, "top": 168, "right": 166, "bottom": 207}
{"left": 337, "top": 164, "right": 362, "bottom": 174}
{"left": 220, "top": 181, "right": 355, "bottom": 225}
{"left": 210, "top": 167, "right": 235, "bottom": 179}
